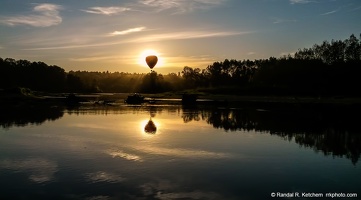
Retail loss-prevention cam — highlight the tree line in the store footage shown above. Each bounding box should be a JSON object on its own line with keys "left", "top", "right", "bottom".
{"left": 1, "top": 33, "right": 360, "bottom": 96}
{"left": 182, "top": 33, "right": 361, "bottom": 96}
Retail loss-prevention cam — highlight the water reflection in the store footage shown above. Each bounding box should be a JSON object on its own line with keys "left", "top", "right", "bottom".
{"left": 181, "top": 107, "right": 201, "bottom": 123}
{"left": 144, "top": 118, "right": 157, "bottom": 134}
{"left": 1, "top": 104, "right": 360, "bottom": 199}
{"left": 107, "top": 149, "right": 143, "bottom": 162}
{"left": 1, "top": 104, "right": 360, "bottom": 164}
{"left": 182, "top": 106, "right": 361, "bottom": 165}
{"left": 0, "top": 158, "right": 58, "bottom": 183}
{"left": 85, "top": 171, "right": 126, "bottom": 184}
{"left": 142, "top": 107, "right": 158, "bottom": 134}
{"left": 0, "top": 105, "right": 63, "bottom": 129}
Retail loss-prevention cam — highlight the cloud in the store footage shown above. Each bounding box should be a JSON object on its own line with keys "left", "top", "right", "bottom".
{"left": 139, "top": 0, "right": 226, "bottom": 13}
{"left": 165, "top": 54, "right": 218, "bottom": 67}
{"left": 320, "top": 3, "right": 355, "bottom": 15}
{"left": 133, "top": 30, "right": 250, "bottom": 43}
{"left": 289, "top": 0, "right": 315, "bottom": 4}
{"left": 22, "top": 30, "right": 250, "bottom": 50}
{"left": 272, "top": 18, "right": 297, "bottom": 24}
{"left": 82, "top": 6, "right": 130, "bottom": 15}
{"left": 0, "top": 3, "right": 62, "bottom": 27}
{"left": 109, "top": 27, "right": 146, "bottom": 36}
{"left": 320, "top": 9, "right": 338, "bottom": 15}
{"left": 70, "top": 55, "right": 122, "bottom": 62}
{"left": 349, "top": 6, "right": 361, "bottom": 12}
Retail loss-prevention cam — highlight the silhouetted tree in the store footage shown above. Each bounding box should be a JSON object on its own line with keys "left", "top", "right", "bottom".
{"left": 1, "top": 33, "right": 360, "bottom": 95}
{"left": 0, "top": 58, "right": 66, "bottom": 92}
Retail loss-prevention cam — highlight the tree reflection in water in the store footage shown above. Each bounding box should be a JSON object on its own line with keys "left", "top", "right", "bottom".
{"left": 0, "top": 105, "right": 64, "bottom": 129}
{"left": 1, "top": 104, "right": 359, "bottom": 165}
{"left": 181, "top": 105, "right": 361, "bottom": 165}
{"left": 181, "top": 107, "right": 202, "bottom": 123}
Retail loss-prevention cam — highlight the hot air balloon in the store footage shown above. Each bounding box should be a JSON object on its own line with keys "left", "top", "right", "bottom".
{"left": 145, "top": 55, "right": 158, "bottom": 70}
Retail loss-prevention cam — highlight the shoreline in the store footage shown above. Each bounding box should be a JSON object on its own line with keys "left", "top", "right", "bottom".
{"left": 2, "top": 91, "right": 361, "bottom": 108}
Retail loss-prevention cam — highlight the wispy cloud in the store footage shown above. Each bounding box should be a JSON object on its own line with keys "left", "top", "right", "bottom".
{"left": 139, "top": 0, "right": 226, "bottom": 13}
{"left": 272, "top": 18, "right": 297, "bottom": 24}
{"left": 0, "top": 3, "right": 62, "bottom": 27}
{"left": 320, "top": 3, "right": 356, "bottom": 15}
{"left": 164, "top": 54, "right": 218, "bottom": 68}
{"left": 320, "top": 9, "right": 338, "bottom": 15}
{"left": 133, "top": 30, "right": 251, "bottom": 43}
{"left": 109, "top": 27, "right": 146, "bottom": 36}
{"left": 289, "top": 0, "right": 315, "bottom": 4}
{"left": 23, "top": 30, "right": 250, "bottom": 50}
{"left": 82, "top": 6, "right": 130, "bottom": 15}
{"left": 70, "top": 55, "right": 122, "bottom": 62}
{"left": 349, "top": 5, "right": 361, "bottom": 12}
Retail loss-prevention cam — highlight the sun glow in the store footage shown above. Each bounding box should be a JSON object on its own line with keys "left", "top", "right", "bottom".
{"left": 137, "top": 49, "right": 164, "bottom": 69}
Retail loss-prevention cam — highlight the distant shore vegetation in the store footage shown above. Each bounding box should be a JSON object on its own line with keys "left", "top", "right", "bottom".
{"left": 1, "top": 33, "right": 360, "bottom": 96}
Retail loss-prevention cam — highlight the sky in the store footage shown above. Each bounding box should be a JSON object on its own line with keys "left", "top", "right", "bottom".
{"left": 0, "top": 0, "right": 360, "bottom": 74}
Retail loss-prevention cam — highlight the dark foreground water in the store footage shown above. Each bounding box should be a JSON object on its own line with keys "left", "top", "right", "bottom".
{"left": 0, "top": 104, "right": 360, "bottom": 200}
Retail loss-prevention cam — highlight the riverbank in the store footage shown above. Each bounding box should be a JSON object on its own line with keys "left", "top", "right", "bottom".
{"left": 1, "top": 87, "right": 361, "bottom": 108}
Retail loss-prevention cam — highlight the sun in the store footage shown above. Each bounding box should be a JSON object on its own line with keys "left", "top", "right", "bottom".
{"left": 137, "top": 49, "right": 164, "bottom": 69}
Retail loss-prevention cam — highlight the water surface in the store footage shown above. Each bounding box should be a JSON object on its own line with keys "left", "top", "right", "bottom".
{"left": 0, "top": 104, "right": 360, "bottom": 199}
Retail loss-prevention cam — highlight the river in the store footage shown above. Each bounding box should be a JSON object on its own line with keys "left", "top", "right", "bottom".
{"left": 0, "top": 104, "right": 360, "bottom": 199}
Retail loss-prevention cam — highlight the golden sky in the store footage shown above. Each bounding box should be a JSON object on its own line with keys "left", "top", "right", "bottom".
{"left": 1, "top": 0, "right": 360, "bottom": 73}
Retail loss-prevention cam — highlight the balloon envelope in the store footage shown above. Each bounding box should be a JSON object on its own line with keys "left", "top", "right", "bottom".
{"left": 145, "top": 55, "right": 158, "bottom": 69}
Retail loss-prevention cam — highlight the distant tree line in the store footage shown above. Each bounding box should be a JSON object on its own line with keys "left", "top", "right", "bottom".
{"left": 0, "top": 58, "right": 67, "bottom": 92}
{"left": 182, "top": 33, "right": 361, "bottom": 96}
{"left": 0, "top": 58, "right": 180, "bottom": 93}
{"left": 1, "top": 33, "right": 360, "bottom": 96}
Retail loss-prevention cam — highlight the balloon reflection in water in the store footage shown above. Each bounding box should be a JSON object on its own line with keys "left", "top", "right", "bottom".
{"left": 144, "top": 118, "right": 157, "bottom": 134}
